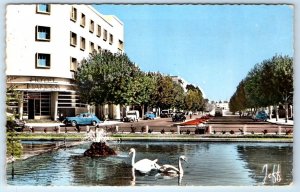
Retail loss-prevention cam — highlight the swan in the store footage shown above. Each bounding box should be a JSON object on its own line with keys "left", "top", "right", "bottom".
{"left": 129, "top": 148, "right": 159, "bottom": 173}
{"left": 158, "top": 155, "right": 187, "bottom": 176}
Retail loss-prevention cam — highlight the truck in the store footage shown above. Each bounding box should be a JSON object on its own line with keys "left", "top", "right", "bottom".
{"left": 123, "top": 110, "right": 140, "bottom": 122}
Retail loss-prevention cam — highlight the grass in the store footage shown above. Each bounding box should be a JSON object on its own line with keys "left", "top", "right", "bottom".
{"left": 12, "top": 132, "right": 86, "bottom": 141}
{"left": 9, "top": 132, "right": 293, "bottom": 142}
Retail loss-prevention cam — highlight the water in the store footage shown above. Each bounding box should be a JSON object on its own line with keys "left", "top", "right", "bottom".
{"left": 6, "top": 141, "right": 293, "bottom": 186}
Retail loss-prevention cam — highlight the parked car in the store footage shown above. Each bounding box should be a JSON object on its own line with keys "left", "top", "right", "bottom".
{"left": 143, "top": 112, "right": 156, "bottom": 120}
{"left": 63, "top": 113, "right": 102, "bottom": 126}
{"left": 172, "top": 112, "right": 186, "bottom": 122}
{"left": 253, "top": 111, "right": 269, "bottom": 121}
{"left": 160, "top": 110, "right": 172, "bottom": 118}
{"left": 123, "top": 110, "right": 140, "bottom": 122}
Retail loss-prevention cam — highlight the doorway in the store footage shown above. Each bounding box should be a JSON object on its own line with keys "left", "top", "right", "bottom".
{"left": 28, "top": 99, "right": 34, "bottom": 119}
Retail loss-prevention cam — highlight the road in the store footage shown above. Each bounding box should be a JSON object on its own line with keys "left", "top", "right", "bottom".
{"left": 23, "top": 114, "right": 293, "bottom": 135}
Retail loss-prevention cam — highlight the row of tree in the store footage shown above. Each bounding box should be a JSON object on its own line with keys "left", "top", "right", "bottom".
{"left": 75, "top": 51, "right": 204, "bottom": 113}
{"left": 229, "top": 55, "right": 293, "bottom": 120}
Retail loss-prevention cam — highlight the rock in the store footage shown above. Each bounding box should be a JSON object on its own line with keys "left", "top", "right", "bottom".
{"left": 84, "top": 142, "right": 117, "bottom": 157}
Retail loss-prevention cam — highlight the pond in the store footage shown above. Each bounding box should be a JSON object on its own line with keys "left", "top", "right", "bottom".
{"left": 6, "top": 141, "right": 293, "bottom": 186}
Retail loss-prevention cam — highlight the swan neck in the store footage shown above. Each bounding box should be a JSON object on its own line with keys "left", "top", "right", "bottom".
{"left": 178, "top": 158, "right": 183, "bottom": 174}
{"left": 131, "top": 151, "right": 135, "bottom": 166}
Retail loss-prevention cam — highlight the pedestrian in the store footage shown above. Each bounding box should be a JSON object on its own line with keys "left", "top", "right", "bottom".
{"left": 190, "top": 113, "right": 192, "bottom": 119}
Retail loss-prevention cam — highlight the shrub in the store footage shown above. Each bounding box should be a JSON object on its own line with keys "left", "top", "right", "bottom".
{"left": 141, "top": 126, "right": 146, "bottom": 133}
{"left": 130, "top": 125, "right": 136, "bottom": 133}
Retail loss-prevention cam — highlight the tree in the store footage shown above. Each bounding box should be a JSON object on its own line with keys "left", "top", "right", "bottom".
{"left": 6, "top": 86, "right": 23, "bottom": 159}
{"left": 229, "top": 54, "right": 293, "bottom": 120}
{"left": 150, "top": 74, "right": 175, "bottom": 109}
{"left": 184, "top": 84, "right": 204, "bottom": 112}
{"left": 271, "top": 55, "right": 293, "bottom": 121}
{"left": 75, "top": 51, "right": 141, "bottom": 106}
{"left": 172, "top": 82, "right": 185, "bottom": 110}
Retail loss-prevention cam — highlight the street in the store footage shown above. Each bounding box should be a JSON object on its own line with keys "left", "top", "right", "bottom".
{"left": 22, "top": 114, "right": 293, "bottom": 135}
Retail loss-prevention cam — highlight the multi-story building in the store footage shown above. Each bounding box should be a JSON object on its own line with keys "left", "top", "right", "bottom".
{"left": 6, "top": 4, "right": 124, "bottom": 120}
{"left": 171, "top": 75, "right": 206, "bottom": 98}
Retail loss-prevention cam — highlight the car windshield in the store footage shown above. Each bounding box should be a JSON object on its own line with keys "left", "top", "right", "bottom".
{"left": 127, "top": 112, "right": 136, "bottom": 115}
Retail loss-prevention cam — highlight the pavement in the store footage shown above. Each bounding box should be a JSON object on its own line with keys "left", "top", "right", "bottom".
{"left": 267, "top": 118, "right": 294, "bottom": 126}
{"left": 24, "top": 120, "right": 123, "bottom": 128}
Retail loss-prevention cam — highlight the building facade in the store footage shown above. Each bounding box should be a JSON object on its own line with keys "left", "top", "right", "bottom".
{"left": 6, "top": 4, "right": 124, "bottom": 120}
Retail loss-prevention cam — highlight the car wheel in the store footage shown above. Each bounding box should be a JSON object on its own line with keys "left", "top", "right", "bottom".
{"left": 92, "top": 121, "right": 97, "bottom": 126}
{"left": 71, "top": 121, "right": 77, "bottom": 127}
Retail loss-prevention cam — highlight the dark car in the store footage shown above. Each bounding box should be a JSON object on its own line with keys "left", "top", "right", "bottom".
{"left": 160, "top": 110, "right": 171, "bottom": 118}
{"left": 63, "top": 113, "right": 102, "bottom": 126}
{"left": 172, "top": 112, "right": 186, "bottom": 122}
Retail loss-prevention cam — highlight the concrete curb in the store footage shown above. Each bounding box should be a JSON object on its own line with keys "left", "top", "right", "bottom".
{"left": 109, "top": 136, "right": 293, "bottom": 143}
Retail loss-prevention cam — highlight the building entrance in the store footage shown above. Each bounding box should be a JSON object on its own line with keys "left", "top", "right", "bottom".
{"left": 23, "top": 92, "right": 51, "bottom": 119}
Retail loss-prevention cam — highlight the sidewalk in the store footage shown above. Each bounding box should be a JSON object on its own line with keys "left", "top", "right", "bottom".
{"left": 267, "top": 118, "right": 294, "bottom": 126}
{"left": 24, "top": 120, "right": 122, "bottom": 128}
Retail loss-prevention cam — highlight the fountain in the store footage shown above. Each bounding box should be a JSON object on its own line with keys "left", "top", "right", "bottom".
{"left": 83, "top": 128, "right": 117, "bottom": 157}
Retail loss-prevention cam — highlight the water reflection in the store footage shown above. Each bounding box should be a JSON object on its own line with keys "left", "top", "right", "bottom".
{"left": 6, "top": 141, "right": 293, "bottom": 186}
{"left": 236, "top": 144, "right": 293, "bottom": 185}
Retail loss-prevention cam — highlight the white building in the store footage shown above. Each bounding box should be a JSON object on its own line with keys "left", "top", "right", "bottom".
{"left": 6, "top": 4, "right": 124, "bottom": 120}
{"left": 171, "top": 75, "right": 206, "bottom": 98}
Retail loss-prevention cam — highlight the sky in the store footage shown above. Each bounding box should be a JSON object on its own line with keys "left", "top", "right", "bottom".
{"left": 94, "top": 4, "right": 293, "bottom": 102}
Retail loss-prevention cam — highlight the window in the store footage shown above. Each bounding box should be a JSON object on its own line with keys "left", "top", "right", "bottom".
{"left": 36, "top": 53, "right": 50, "bottom": 68}
{"left": 70, "top": 57, "right": 77, "bottom": 71}
{"left": 80, "top": 37, "right": 86, "bottom": 50}
{"left": 36, "top": 4, "right": 51, "bottom": 14}
{"left": 89, "top": 20, "right": 94, "bottom": 33}
{"left": 36, "top": 26, "right": 50, "bottom": 41}
{"left": 89, "top": 42, "right": 95, "bottom": 53}
{"left": 97, "top": 46, "right": 101, "bottom": 53}
{"left": 109, "top": 34, "right": 113, "bottom": 45}
{"left": 70, "top": 32, "right": 77, "bottom": 47}
{"left": 103, "top": 29, "right": 107, "bottom": 41}
{"left": 80, "top": 13, "right": 86, "bottom": 27}
{"left": 70, "top": 6, "right": 77, "bottom": 22}
{"left": 118, "top": 40, "right": 124, "bottom": 51}
{"left": 97, "top": 25, "right": 101, "bottom": 37}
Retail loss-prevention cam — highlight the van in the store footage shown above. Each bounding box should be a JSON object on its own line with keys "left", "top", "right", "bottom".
{"left": 123, "top": 110, "right": 140, "bottom": 122}
{"left": 160, "top": 109, "right": 171, "bottom": 118}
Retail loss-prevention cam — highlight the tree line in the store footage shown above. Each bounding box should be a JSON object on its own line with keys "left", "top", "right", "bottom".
{"left": 229, "top": 55, "right": 293, "bottom": 120}
{"left": 75, "top": 51, "right": 204, "bottom": 114}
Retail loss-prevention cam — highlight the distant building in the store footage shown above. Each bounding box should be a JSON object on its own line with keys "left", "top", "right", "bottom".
{"left": 171, "top": 75, "right": 206, "bottom": 98}
{"left": 171, "top": 76, "right": 188, "bottom": 92}
{"left": 215, "top": 101, "right": 229, "bottom": 111}
{"left": 6, "top": 4, "right": 124, "bottom": 120}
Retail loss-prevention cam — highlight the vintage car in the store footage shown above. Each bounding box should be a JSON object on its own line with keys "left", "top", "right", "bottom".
{"left": 253, "top": 111, "right": 269, "bottom": 122}
{"left": 172, "top": 112, "right": 186, "bottom": 122}
{"left": 63, "top": 113, "right": 102, "bottom": 126}
{"left": 143, "top": 112, "right": 156, "bottom": 120}
{"left": 160, "top": 110, "right": 172, "bottom": 118}
{"left": 123, "top": 110, "right": 140, "bottom": 122}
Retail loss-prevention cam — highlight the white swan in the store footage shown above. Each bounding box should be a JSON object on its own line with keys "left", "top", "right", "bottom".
{"left": 158, "top": 155, "right": 187, "bottom": 176}
{"left": 129, "top": 148, "right": 159, "bottom": 173}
